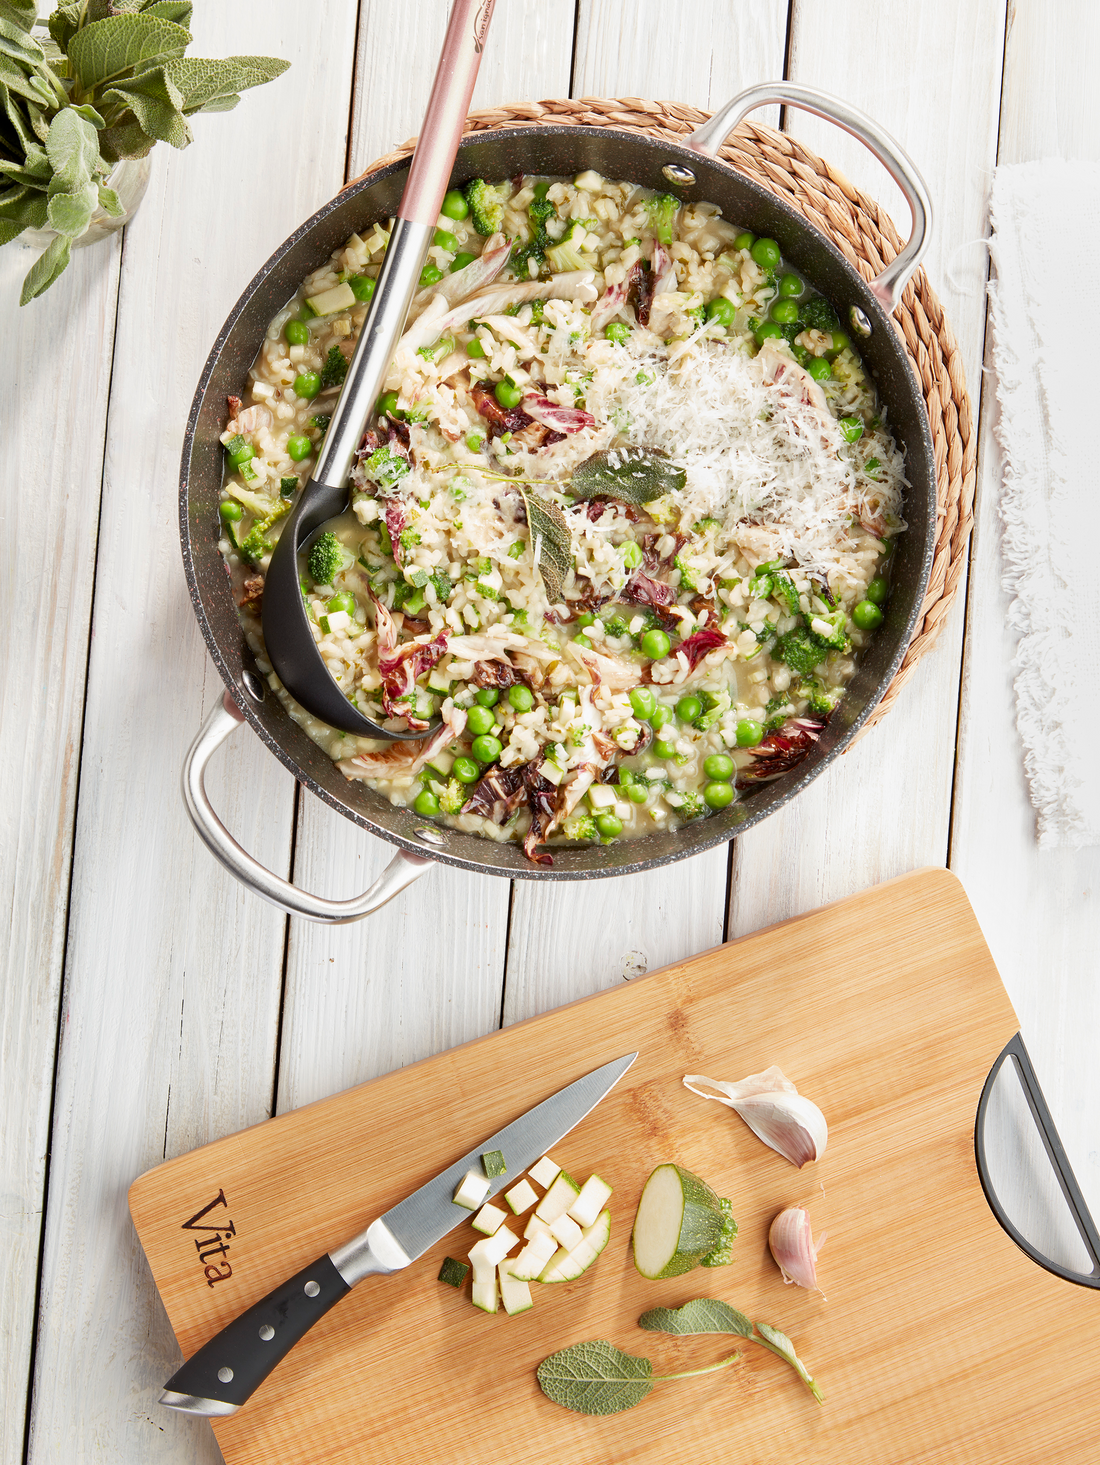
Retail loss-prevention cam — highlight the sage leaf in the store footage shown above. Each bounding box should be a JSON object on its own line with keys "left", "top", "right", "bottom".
{"left": 70, "top": 103, "right": 107, "bottom": 129}
{"left": 97, "top": 116, "right": 155, "bottom": 164}
{"left": 570, "top": 445, "right": 687, "bottom": 506}
{"left": 0, "top": 10, "right": 44, "bottom": 67}
{"left": 0, "top": 0, "right": 37, "bottom": 33}
{"left": 46, "top": 109, "right": 100, "bottom": 192}
{"left": 66, "top": 15, "right": 192, "bottom": 92}
{"left": 536, "top": 1340, "right": 654, "bottom": 1416}
{"left": 518, "top": 485, "right": 572, "bottom": 604}
{"left": 102, "top": 65, "right": 192, "bottom": 148}
{"left": 0, "top": 182, "right": 48, "bottom": 229}
{"left": 0, "top": 216, "right": 23, "bottom": 244}
{"left": 97, "top": 180, "right": 124, "bottom": 215}
{"left": 163, "top": 54, "right": 290, "bottom": 113}
{"left": 0, "top": 53, "right": 55, "bottom": 110}
{"left": 754, "top": 1323, "right": 824, "bottom": 1403}
{"left": 639, "top": 1298, "right": 754, "bottom": 1339}
{"left": 193, "top": 92, "right": 238, "bottom": 114}
{"left": 143, "top": 1, "right": 195, "bottom": 23}
{"left": 47, "top": 180, "right": 98, "bottom": 237}
{"left": 48, "top": 3, "right": 85, "bottom": 52}
{"left": 0, "top": 156, "right": 51, "bottom": 187}
{"left": 20, "top": 231, "right": 72, "bottom": 304}
{"left": 1, "top": 75, "right": 40, "bottom": 147}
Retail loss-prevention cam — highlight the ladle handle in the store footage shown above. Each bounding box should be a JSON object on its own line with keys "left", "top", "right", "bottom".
{"left": 684, "top": 82, "right": 932, "bottom": 313}
{"left": 181, "top": 693, "right": 432, "bottom": 924}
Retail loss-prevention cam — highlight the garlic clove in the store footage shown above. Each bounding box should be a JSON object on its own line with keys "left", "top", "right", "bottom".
{"left": 768, "top": 1205, "right": 824, "bottom": 1291}
{"left": 683, "top": 1069, "right": 828, "bottom": 1167}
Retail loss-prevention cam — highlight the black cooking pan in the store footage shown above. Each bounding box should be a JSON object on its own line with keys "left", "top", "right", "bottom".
{"left": 179, "top": 83, "right": 936, "bottom": 922}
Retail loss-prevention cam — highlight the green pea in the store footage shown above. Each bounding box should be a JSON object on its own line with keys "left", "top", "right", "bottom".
{"left": 494, "top": 379, "right": 523, "bottom": 409}
{"left": 572, "top": 633, "right": 592, "bottom": 650}
{"left": 451, "top": 251, "right": 477, "bottom": 273}
{"left": 827, "top": 330, "right": 850, "bottom": 356}
{"left": 640, "top": 628, "right": 671, "bottom": 660}
{"left": 595, "top": 812, "right": 623, "bottom": 838}
{"left": 750, "top": 237, "right": 781, "bottom": 270}
{"left": 219, "top": 499, "right": 243, "bottom": 523}
{"left": 419, "top": 263, "right": 444, "bottom": 289}
{"left": 452, "top": 755, "right": 480, "bottom": 783}
{"left": 475, "top": 688, "right": 499, "bottom": 707}
{"left": 605, "top": 321, "right": 631, "bottom": 344}
{"left": 349, "top": 273, "right": 375, "bottom": 302}
{"left": 533, "top": 181, "right": 551, "bottom": 199}
{"left": 286, "top": 434, "right": 312, "bottom": 462}
{"left": 852, "top": 599, "right": 883, "bottom": 630}
{"left": 754, "top": 321, "right": 784, "bottom": 345}
{"left": 508, "top": 684, "right": 534, "bottom": 712}
{"left": 866, "top": 576, "right": 889, "bottom": 604}
{"left": 575, "top": 611, "right": 595, "bottom": 627}
{"left": 650, "top": 704, "right": 672, "bottom": 732}
{"left": 806, "top": 356, "right": 833, "bottom": 381}
{"left": 285, "top": 318, "right": 309, "bottom": 346}
{"left": 735, "top": 719, "right": 764, "bottom": 747}
{"left": 465, "top": 337, "right": 487, "bottom": 359}
{"left": 629, "top": 686, "right": 657, "bottom": 720}
{"left": 675, "top": 694, "right": 702, "bottom": 724}
{"left": 770, "top": 297, "right": 800, "bottom": 324}
{"left": 705, "top": 296, "right": 736, "bottom": 327}
{"left": 471, "top": 733, "right": 503, "bottom": 764}
{"left": 653, "top": 738, "right": 678, "bottom": 760}
{"left": 623, "top": 541, "right": 643, "bottom": 569}
{"left": 839, "top": 416, "right": 864, "bottom": 443}
{"left": 704, "top": 753, "right": 735, "bottom": 780}
{"left": 734, "top": 231, "right": 756, "bottom": 251}
{"left": 704, "top": 780, "right": 735, "bottom": 809}
{"left": 413, "top": 789, "right": 440, "bottom": 818}
{"left": 626, "top": 783, "right": 648, "bottom": 804}
{"left": 467, "top": 704, "right": 497, "bottom": 736}
{"left": 778, "top": 272, "right": 804, "bottom": 298}
{"left": 293, "top": 372, "right": 321, "bottom": 400}
{"left": 327, "top": 591, "right": 356, "bottom": 615}
{"left": 433, "top": 228, "right": 459, "bottom": 252}
{"left": 441, "top": 188, "right": 469, "bottom": 220}
{"left": 227, "top": 442, "right": 254, "bottom": 468}
{"left": 465, "top": 428, "right": 486, "bottom": 450}
{"left": 376, "top": 391, "right": 400, "bottom": 418}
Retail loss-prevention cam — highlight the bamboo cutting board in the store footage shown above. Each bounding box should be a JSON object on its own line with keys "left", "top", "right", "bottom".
{"left": 129, "top": 869, "right": 1100, "bottom": 1464}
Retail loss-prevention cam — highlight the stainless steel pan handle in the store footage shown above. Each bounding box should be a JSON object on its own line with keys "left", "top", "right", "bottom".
{"left": 181, "top": 690, "right": 432, "bottom": 923}
{"left": 684, "top": 82, "right": 933, "bottom": 318}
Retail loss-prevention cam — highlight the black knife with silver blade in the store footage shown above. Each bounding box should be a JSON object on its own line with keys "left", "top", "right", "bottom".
{"left": 159, "top": 1051, "right": 637, "bottom": 1416}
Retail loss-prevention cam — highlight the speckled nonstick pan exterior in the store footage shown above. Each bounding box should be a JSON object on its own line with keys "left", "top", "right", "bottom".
{"left": 180, "top": 124, "right": 936, "bottom": 881}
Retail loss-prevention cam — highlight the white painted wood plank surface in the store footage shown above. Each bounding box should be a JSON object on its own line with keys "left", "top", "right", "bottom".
{"left": 0, "top": 239, "right": 122, "bottom": 1465}
{"left": 727, "top": 0, "right": 1006, "bottom": 938}
{"left": 502, "top": 0, "right": 789, "bottom": 1024}
{"left": 277, "top": 1, "right": 576, "bottom": 1115}
{"left": 950, "top": 0, "right": 1100, "bottom": 1237}
{"left": 23, "top": 7, "right": 359, "bottom": 1462}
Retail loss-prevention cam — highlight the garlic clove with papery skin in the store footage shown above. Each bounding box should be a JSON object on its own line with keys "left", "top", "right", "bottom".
{"left": 768, "top": 1205, "right": 826, "bottom": 1291}
{"left": 682, "top": 1067, "right": 828, "bottom": 1167}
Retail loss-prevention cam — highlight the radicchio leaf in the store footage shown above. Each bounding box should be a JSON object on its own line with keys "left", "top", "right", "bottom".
{"left": 571, "top": 446, "right": 686, "bottom": 506}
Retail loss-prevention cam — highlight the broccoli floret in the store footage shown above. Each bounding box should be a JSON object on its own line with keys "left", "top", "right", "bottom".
{"left": 310, "top": 413, "right": 331, "bottom": 435}
{"left": 430, "top": 570, "right": 453, "bottom": 602}
{"left": 810, "top": 608, "right": 850, "bottom": 651}
{"left": 545, "top": 235, "right": 589, "bottom": 274}
{"left": 773, "top": 625, "right": 830, "bottom": 677}
{"left": 363, "top": 445, "right": 409, "bottom": 491}
{"left": 238, "top": 497, "right": 291, "bottom": 566}
{"left": 799, "top": 678, "right": 841, "bottom": 717}
{"left": 511, "top": 195, "right": 554, "bottom": 277}
{"left": 674, "top": 790, "right": 708, "bottom": 820}
{"left": 319, "top": 345, "right": 348, "bottom": 390}
{"left": 764, "top": 694, "right": 792, "bottom": 732}
{"left": 700, "top": 1197, "right": 738, "bottom": 1267}
{"left": 694, "top": 689, "right": 731, "bottom": 732}
{"left": 562, "top": 812, "right": 599, "bottom": 842}
{"left": 601, "top": 614, "right": 630, "bottom": 639}
{"left": 645, "top": 191, "right": 681, "bottom": 248}
{"left": 674, "top": 553, "right": 700, "bottom": 592}
{"left": 438, "top": 779, "right": 467, "bottom": 816}
{"left": 307, "top": 530, "right": 348, "bottom": 586}
{"left": 463, "top": 177, "right": 509, "bottom": 236}
{"left": 800, "top": 294, "right": 841, "bottom": 333}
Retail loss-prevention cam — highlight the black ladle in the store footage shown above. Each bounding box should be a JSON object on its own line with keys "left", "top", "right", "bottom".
{"left": 262, "top": 0, "right": 496, "bottom": 740}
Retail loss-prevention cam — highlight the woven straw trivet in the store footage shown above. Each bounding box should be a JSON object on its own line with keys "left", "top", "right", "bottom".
{"left": 347, "top": 98, "right": 975, "bottom": 737}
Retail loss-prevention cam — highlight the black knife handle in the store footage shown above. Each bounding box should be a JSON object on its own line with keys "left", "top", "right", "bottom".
{"left": 160, "top": 1254, "right": 350, "bottom": 1413}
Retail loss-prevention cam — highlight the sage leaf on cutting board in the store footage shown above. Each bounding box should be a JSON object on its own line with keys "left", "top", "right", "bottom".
{"left": 639, "top": 1298, "right": 824, "bottom": 1403}
{"left": 570, "top": 446, "right": 686, "bottom": 506}
{"left": 536, "top": 1336, "right": 741, "bottom": 1417}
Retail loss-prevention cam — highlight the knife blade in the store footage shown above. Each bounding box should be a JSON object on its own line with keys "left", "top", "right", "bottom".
{"left": 159, "top": 1051, "right": 637, "bottom": 1416}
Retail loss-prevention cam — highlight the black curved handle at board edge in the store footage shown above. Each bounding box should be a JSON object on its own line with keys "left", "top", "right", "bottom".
{"left": 974, "top": 1031, "right": 1100, "bottom": 1288}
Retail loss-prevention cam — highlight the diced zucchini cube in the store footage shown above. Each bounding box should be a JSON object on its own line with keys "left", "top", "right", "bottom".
{"left": 469, "top": 1225, "right": 518, "bottom": 1271}
{"left": 534, "top": 1171, "right": 581, "bottom": 1224}
{"left": 471, "top": 1276, "right": 498, "bottom": 1313}
{"left": 587, "top": 784, "right": 617, "bottom": 810}
{"left": 437, "top": 1256, "right": 470, "bottom": 1288}
{"left": 471, "top": 1202, "right": 507, "bottom": 1236}
{"left": 528, "top": 1155, "right": 562, "bottom": 1189}
{"left": 306, "top": 281, "right": 357, "bottom": 316}
{"left": 481, "top": 1149, "right": 507, "bottom": 1179}
{"left": 567, "top": 1174, "right": 614, "bottom": 1229}
{"left": 427, "top": 668, "right": 452, "bottom": 694}
{"left": 498, "top": 1259, "right": 534, "bottom": 1315}
{"left": 503, "top": 1179, "right": 538, "bottom": 1215}
{"left": 509, "top": 1232, "right": 557, "bottom": 1281}
{"left": 453, "top": 1169, "right": 491, "bottom": 1210}
{"left": 549, "top": 1212, "right": 583, "bottom": 1251}
{"left": 523, "top": 1214, "right": 554, "bottom": 1242}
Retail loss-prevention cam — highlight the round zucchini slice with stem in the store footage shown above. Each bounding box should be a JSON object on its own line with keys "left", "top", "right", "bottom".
{"left": 631, "top": 1163, "right": 735, "bottom": 1279}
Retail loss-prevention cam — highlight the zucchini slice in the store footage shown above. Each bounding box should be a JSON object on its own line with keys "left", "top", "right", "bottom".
{"left": 630, "top": 1163, "right": 734, "bottom": 1280}
{"left": 498, "top": 1259, "right": 534, "bottom": 1315}
{"left": 471, "top": 1276, "right": 498, "bottom": 1313}
{"left": 568, "top": 1174, "right": 613, "bottom": 1229}
{"left": 529, "top": 1154, "right": 562, "bottom": 1189}
{"left": 504, "top": 1178, "right": 539, "bottom": 1215}
{"left": 510, "top": 1231, "right": 557, "bottom": 1281}
{"left": 538, "top": 1208, "right": 611, "bottom": 1284}
{"left": 471, "top": 1201, "right": 507, "bottom": 1236}
{"left": 534, "top": 1171, "right": 581, "bottom": 1224}
{"left": 453, "top": 1170, "right": 491, "bottom": 1210}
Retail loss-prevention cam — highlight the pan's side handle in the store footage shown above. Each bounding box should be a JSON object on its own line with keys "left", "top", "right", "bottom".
{"left": 974, "top": 1032, "right": 1100, "bottom": 1288}
{"left": 182, "top": 689, "right": 432, "bottom": 924}
{"left": 684, "top": 82, "right": 933, "bottom": 325}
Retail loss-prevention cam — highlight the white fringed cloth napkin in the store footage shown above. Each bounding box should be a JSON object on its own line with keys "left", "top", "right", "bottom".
{"left": 988, "top": 160, "right": 1100, "bottom": 848}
